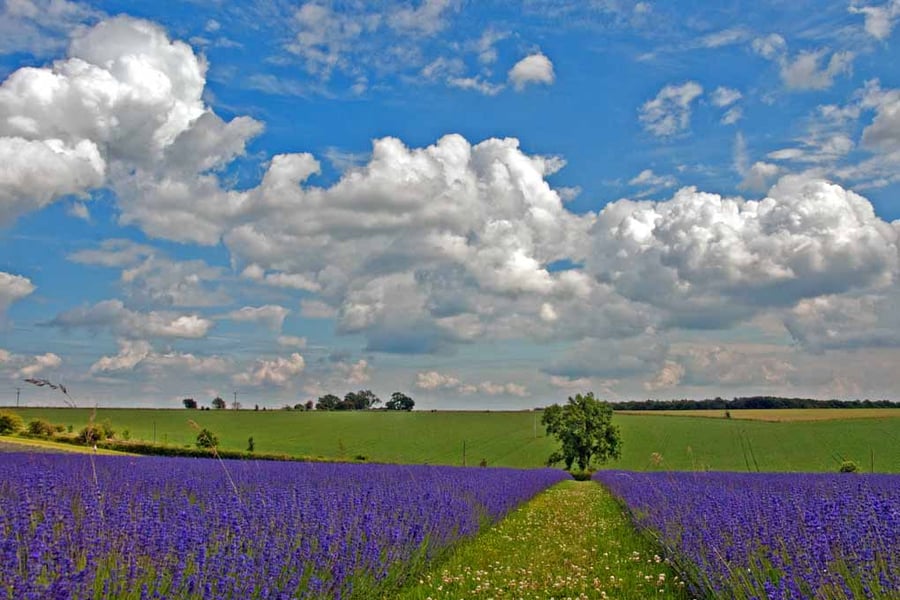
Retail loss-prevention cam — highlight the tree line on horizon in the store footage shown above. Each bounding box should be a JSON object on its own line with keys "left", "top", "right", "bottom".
{"left": 612, "top": 396, "right": 900, "bottom": 411}
{"left": 181, "top": 390, "right": 415, "bottom": 412}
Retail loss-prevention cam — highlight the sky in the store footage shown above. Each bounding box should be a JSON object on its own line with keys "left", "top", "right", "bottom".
{"left": 2, "top": 0, "right": 900, "bottom": 410}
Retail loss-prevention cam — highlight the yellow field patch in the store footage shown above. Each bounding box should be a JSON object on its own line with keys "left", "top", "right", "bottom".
{"left": 617, "top": 408, "right": 900, "bottom": 422}
{"left": 0, "top": 435, "right": 134, "bottom": 455}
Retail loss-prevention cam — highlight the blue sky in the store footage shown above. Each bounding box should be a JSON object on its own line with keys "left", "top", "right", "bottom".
{"left": 2, "top": 0, "right": 900, "bottom": 409}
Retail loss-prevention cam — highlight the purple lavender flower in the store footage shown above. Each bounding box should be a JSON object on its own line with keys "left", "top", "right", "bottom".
{"left": 0, "top": 454, "right": 569, "bottom": 599}
{"left": 595, "top": 471, "right": 900, "bottom": 599}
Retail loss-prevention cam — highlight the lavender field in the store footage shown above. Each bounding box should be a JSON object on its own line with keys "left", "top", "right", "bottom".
{"left": 595, "top": 471, "right": 900, "bottom": 600}
{"left": 0, "top": 453, "right": 569, "bottom": 600}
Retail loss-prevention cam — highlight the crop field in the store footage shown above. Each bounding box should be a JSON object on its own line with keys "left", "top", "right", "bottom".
{"left": 617, "top": 408, "right": 900, "bottom": 421}
{"left": 0, "top": 453, "right": 568, "bottom": 599}
{"left": 8, "top": 408, "right": 900, "bottom": 472}
{"left": 596, "top": 471, "right": 900, "bottom": 599}
{"left": 3, "top": 452, "right": 898, "bottom": 599}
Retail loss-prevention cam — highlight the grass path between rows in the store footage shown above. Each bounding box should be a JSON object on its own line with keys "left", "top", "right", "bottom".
{"left": 395, "top": 480, "right": 693, "bottom": 600}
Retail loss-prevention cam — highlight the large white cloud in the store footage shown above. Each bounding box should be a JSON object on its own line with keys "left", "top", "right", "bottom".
{"left": 225, "top": 134, "right": 594, "bottom": 352}
{"left": 0, "top": 16, "right": 262, "bottom": 238}
{"left": 587, "top": 175, "right": 899, "bottom": 329}
{"left": 50, "top": 299, "right": 213, "bottom": 339}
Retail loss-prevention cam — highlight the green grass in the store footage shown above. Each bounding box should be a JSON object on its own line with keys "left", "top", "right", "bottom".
{"left": 0, "top": 434, "right": 133, "bottom": 455}
{"left": 6, "top": 408, "right": 900, "bottom": 471}
{"left": 394, "top": 480, "right": 690, "bottom": 599}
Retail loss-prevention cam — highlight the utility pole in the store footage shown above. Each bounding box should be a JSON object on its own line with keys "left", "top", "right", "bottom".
{"left": 15, "top": 387, "right": 20, "bottom": 408}
{"left": 233, "top": 390, "right": 238, "bottom": 410}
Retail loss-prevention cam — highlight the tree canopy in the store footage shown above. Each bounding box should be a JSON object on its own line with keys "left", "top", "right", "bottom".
{"left": 385, "top": 392, "right": 415, "bottom": 411}
{"left": 542, "top": 392, "right": 622, "bottom": 471}
{"left": 211, "top": 396, "right": 226, "bottom": 410}
{"left": 315, "top": 394, "right": 341, "bottom": 410}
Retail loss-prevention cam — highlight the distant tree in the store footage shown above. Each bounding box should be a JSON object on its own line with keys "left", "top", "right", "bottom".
{"left": 386, "top": 392, "right": 415, "bottom": 411}
{"left": 293, "top": 403, "right": 306, "bottom": 411}
{"left": 0, "top": 410, "right": 24, "bottom": 434}
{"left": 343, "top": 390, "right": 380, "bottom": 410}
{"left": 196, "top": 428, "right": 218, "bottom": 448}
{"left": 254, "top": 404, "right": 259, "bottom": 411}
{"left": 542, "top": 392, "right": 622, "bottom": 472}
{"left": 316, "top": 394, "right": 341, "bottom": 410}
{"left": 211, "top": 396, "right": 226, "bottom": 410}
{"left": 305, "top": 400, "right": 314, "bottom": 411}
{"left": 247, "top": 436, "right": 255, "bottom": 452}
{"left": 182, "top": 398, "right": 197, "bottom": 409}
{"left": 231, "top": 401, "right": 242, "bottom": 410}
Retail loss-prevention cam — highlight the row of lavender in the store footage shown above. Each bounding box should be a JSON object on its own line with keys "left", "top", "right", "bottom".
{"left": 595, "top": 471, "right": 900, "bottom": 599}
{"left": 0, "top": 454, "right": 570, "bottom": 600}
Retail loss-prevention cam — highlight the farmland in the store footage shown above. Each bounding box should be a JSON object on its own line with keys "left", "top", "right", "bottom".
{"left": 0, "top": 453, "right": 569, "bottom": 599}
{"left": 616, "top": 408, "right": 900, "bottom": 421}
{"left": 4, "top": 409, "right": 900, "bottom": 599}
{"left": 7, "top": 407, "right": 900, "bottom": 472}
{"left": 596, "top": 471, "right": 900, "bottom": 598}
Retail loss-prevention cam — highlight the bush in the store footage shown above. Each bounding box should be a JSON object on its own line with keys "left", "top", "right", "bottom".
{"left": 78, "top": 424, "right": 103, "bottom": 445}
{"left": 196, "top": 428, "right": 218, "bottom": 449}
{"left": 570, "top": 470, "right": 595, "bottom": 481}
{"left": 839, "top": 460, "right": 860, "bottom": 473}
{"left": 27, "top": 419, "right": 56, "bottom": 437}
{"left": 0, "top": 410, "right": 24, "bottom": 434}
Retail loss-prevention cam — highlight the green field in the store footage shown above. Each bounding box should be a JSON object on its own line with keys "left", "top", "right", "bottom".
{"left": 8, "top": 407, "right": 900, "bottom": 472}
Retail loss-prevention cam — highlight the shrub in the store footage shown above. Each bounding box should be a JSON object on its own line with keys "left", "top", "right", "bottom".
{"left": 0, "top": 411, "right": 24, "bottom": 435}
{"left": 78, "top": 425, "right": 103, "bottom": 445}
{"left": 27, "top": 419, "right": 56, "bottom": 437}
{"left": 196, "top": 428, "right": 218, "bottom": 449}
{"left": 79, "top": 419, "right": 116, "bottom": 445}
{"left": 839, "top": 460, "right": 860, "bottom": 473}
{"left": 570, "top": 470, "right": 594, "bottom": 481}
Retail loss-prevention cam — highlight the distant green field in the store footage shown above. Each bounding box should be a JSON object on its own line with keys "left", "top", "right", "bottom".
{"left": 8, "top": 408, "right": 900, "bottom": 472}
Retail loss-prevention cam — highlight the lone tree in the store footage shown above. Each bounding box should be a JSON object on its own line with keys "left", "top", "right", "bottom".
{"left": 211, "top": 396, "right": 226, "bottom": 410}
{"left": 386, "top": 392, "right": 415, "bottom": 411}
{"left": 182, "top": 398, "right": 197, "bottom": 409}
{"left": 542, "top": 392, "right": 622, "bottom": 471}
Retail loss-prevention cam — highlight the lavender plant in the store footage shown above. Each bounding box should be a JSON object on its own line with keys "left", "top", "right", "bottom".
{"left": 0, "top": 454, "right": 569, "bottom": 599}
{"left": 595, "top": 471, "right": 900, "bottom": 599}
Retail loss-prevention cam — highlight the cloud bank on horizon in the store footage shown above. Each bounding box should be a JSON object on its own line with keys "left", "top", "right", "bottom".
{"left": 2, "top": 0, "right": 900, "bottom": 408}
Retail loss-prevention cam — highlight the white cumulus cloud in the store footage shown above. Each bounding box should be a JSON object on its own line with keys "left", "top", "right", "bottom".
{"left": 234, "top": 353, "right": 306, "bottom": 387}
{"left": 0, "top": 271, "right": 35, "bottom": 316}
{"left": 508, "top": 52, "right": 555, "bottom": 90}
